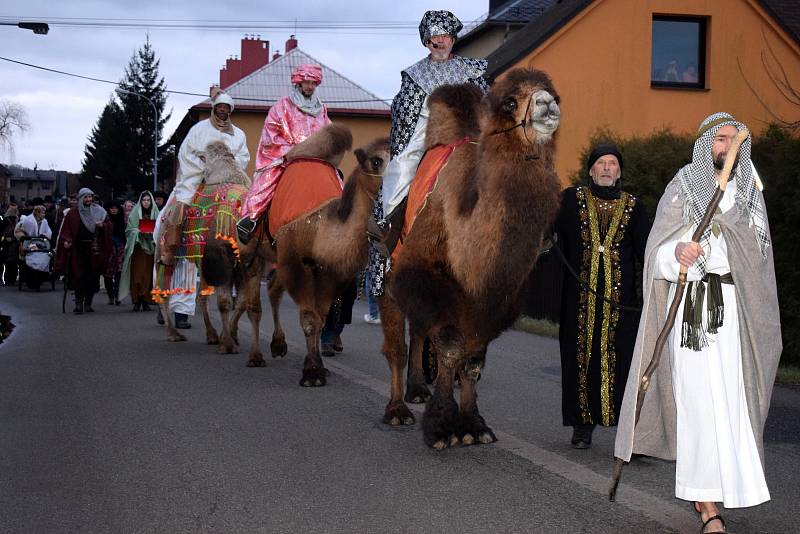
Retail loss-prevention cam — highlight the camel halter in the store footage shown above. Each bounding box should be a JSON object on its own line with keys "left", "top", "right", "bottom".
{"left": 488, "top": 94, "right": 541, "bottom": 161}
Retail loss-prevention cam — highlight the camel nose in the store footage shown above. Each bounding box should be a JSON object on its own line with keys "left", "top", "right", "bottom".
{"left": 528, "top": 90, "right": 560, "bottom": 134}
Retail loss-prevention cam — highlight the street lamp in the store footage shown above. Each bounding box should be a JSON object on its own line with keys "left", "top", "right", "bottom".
{"left": 115, "top": 87, "right": 158, "bottom": 192}
{"left": 0, "top": 21, "right": 49, "bottom": 34}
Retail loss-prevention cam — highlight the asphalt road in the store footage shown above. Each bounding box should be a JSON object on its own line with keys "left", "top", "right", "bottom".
{"left": 1, "top": 283, "right": 798, "bottom": 533}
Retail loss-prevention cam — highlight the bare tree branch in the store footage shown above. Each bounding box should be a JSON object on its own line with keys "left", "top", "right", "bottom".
{"left": 0, "top": 99, "right": 31, "bottom": 153}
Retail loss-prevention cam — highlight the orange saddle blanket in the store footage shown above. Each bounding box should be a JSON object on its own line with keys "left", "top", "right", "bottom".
{"left": 392, "top": 138, "right": 473, "bottom": 262}
{"left": 268, "top": 158, "right": 343, "bottom": 238}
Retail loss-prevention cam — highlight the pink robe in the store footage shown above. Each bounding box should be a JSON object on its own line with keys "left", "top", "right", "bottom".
{"left": 243, "top": 96, "right": 331, "bottom": 219}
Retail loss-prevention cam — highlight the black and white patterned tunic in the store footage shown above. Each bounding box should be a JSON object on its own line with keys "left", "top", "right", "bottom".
{"left": 367, "top": 55, "right": 488, "bottom": 297}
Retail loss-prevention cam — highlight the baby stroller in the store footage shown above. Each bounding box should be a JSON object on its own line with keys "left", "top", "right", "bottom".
{"left": 17, "top": 236, "right": 56, "bottom": 291}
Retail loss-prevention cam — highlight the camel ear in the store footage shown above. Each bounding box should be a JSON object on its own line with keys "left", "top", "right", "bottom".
{"left": 354, "top": 148, "right": 367, "bottom": 167}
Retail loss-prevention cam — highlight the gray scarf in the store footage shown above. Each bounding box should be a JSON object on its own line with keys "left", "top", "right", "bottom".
{"left": 679, "top": 112, "right": 769, "bottom": 275}
{"left": 289, "top": 85, "right": 324, "bottom": 117}
{"left": 76, "top": 187, "right": 107, "bottom": 234}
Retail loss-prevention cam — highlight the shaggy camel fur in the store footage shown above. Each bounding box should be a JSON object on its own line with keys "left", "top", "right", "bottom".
{"left": 269, "top": 134, "right": 389, "bottom": 386}
{"left": 157, "top": 141, "right": 275, "bottom": 367}
{"left": 379, "top": 70, "right": 562, "bottom": 449}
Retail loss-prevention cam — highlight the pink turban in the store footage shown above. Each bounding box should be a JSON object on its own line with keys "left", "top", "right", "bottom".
{"left": 291, "top": 64, "right": 323, "bottom": 85}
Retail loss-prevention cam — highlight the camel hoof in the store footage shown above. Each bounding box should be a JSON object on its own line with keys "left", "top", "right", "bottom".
{"left": 217, "top": 343, "right": 239, "bottom": 355}
{"left": 206, "top": 333, "right": 220, "bottom": 345}
{"left": 271, "top": 338, "right": 288, "bottom": 358}
{"left": 167, "top": 332, "right": 187, "bottom": 342}
{"left": 300, "top": 368, "right": 327, "bottom": 387}
{"left": 247, "top": 357, "right": 266, "bottom": 368}
{"left": 458, "top": 412, "right": 497, "bottom": 445}
{"left": 382, "top": 401, "right": 415, "bottom": 426}
{"left": 404, "top": 383, "right": 431, "bottom": 404}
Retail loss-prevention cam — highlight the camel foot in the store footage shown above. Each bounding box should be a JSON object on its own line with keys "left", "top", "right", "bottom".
{"left": 271, "top": 337, "right": 288, "bottom": 358}
{"left": 382, "top": 400, "right": 415, "bottom": 426}
{"left": 206, "top": 332, "right": 220, "bottom": 345}
{"left": 300, "top": 368, "right": 327, "bottom": 387}
{"left": 217, "top": 343, "right": 239, "bottom": 355}
{"left": 458, "top": 412, "right": 497, "bottom": 446}
{"left": 404, "top": 381, "right": 431, "bottom": 404}
{"left": 422, "top": 393, "right": 459, "bottom": 449}
{"left": 247, "top": 354, "right": 266, "bottom": 367}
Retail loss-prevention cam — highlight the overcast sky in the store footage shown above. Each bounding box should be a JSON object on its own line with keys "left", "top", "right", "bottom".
{"left": 1, "top": 1, "right": 488, "bottom": 173}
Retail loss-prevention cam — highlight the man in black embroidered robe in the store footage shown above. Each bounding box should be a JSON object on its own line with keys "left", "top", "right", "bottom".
{"left": 555, "top": 143, "right": 651, "bottom": 448}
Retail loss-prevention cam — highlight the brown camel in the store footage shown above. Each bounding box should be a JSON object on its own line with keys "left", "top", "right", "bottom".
{"left": 379, "top": 69, "right": 562, "bottom": 449}
{"left": 155, "top": 141, "right": 275, "bottom": 366}
{"left": 268, "top": 132, "right": 389, "bottom": 386}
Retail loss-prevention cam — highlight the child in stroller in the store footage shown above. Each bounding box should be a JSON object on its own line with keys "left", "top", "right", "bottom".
{"left": 14, "top": 205, "right": 54, "bottom": 291}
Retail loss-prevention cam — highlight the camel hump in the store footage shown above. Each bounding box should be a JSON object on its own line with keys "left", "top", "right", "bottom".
{"left": 200, "top": 141, "right": 251, "bottom": 187}
{"left": 426, "top": 84, "right": 483, "bottom": 149}
{"left": 285, "top": 123, "right": 353, "bottom": 168}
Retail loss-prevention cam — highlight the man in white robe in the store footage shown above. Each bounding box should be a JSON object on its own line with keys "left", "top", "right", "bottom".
{"left": 155, "top": 91, "right": 249, "bottom": 328}
{"left": 614, "top": 113, "right": 781, "bottom": 534}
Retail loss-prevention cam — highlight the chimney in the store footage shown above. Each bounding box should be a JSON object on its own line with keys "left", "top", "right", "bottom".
{"left": 219, "top": 35, "right": 269, "bottom": 89}
{"left": 285, "top": 34, "right": 298, "bottom": 52}
{"left": 273, "top": 50, "right": 282, "bottom": 61}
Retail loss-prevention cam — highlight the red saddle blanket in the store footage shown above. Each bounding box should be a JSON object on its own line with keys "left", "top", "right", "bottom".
{"left": 392, "top": 137, "right": 473, "bottom": 262}
{"left": 268, "top": 158, "right": 343, "bottom": 238}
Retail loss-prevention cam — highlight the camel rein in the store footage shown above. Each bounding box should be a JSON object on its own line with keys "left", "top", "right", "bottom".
{"left": 608, "top": 127, "right": 749, "bottom": 503}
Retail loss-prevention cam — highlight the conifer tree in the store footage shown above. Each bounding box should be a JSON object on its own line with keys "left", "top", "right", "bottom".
{"left": 80, "top": 99, "right": 126, "bottom": 200}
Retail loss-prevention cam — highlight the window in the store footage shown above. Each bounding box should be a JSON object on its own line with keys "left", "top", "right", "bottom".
{"left": 651, "top": 16, "right": 707, "bottom": 89}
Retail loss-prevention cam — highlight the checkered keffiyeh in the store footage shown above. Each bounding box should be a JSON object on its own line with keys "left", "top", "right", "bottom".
{"left": 679, "top": 112, "right": 770, "bottom": 275}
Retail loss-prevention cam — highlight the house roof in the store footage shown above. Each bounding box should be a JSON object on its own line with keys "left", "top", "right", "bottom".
{"left": 758, "top": 0, "right": 800, "bottom": 47}
{"left": 456, "top": 0, "right": 558, "bottom": 50}
{"left": 485, "top": 0, "right": 593, "bottom": 78}
{"left": 194, "top": 48, "right": 390, "bottom": 116}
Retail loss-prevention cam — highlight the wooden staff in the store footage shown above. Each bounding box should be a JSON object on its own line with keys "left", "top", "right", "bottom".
{"left": 609, "top": 127, "right": 749, "bottom": 502}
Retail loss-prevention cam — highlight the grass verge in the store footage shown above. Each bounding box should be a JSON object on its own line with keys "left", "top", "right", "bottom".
{"left": 512, "top": 315, "right": 559, "bottom": 338}
{"left": 776, "top": 365, "right": 800, "bottom": 387}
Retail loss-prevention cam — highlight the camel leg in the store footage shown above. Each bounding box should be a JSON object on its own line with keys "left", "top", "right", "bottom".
{"left": 456, "top": 347, "right": 496, "bottom": 446}
{"left": 161, "top": 298, "right": 186, "bottom": 342}
{"left": 379, "top": 292, "right": 415, "bottom": 426}
{"left": 422, "top": 357, "right": 459, "bottom": 450}
{"left": 215, "top": 285, "right": 238, "bottom": 354}
{"left": 241, "top": 268, "right": 265, "bottom": 367}
{"left": 268, "top": 275, "right": 288, "bottom": 358}
{"left": 230, "top": 299, "right": 245, "bottom": 347}
{"left": 405, "top": 330, "right": 431, "bottom": 404}
{"left": 298, "top": 303, "right": 326, "bottom": 387}
{"left": 198, "top": 292, "right": 220, "bottom": 345}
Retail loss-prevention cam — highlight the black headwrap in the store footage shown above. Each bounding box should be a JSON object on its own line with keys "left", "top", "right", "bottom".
{"left": 587, "top": 143, "right": 624, "bottom": 200}
{"left": 107, "top": 201, "right": 126, "bottom": 240}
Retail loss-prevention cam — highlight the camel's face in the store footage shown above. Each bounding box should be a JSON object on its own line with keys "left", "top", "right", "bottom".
{"left": 355, "top": 138, "right": 390, "bottom": 177}
{"left": 529, "top": 90, "right": 560, "bottom": 140}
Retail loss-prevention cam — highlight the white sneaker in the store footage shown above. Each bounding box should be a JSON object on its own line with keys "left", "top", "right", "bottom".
{"left": 363, "top": 313, "right": 381, "bottom": 325}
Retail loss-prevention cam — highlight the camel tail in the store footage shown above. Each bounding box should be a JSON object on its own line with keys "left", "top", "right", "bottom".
{"left": 202, "top": 238, "right": 235, "bottom": 287}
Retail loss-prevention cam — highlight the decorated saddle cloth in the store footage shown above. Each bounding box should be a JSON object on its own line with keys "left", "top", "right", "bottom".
{"left": 391, "top": 137, "right": 473, "bottom": 262}
{"left": 268, "top": 157, "right": 343, "bottom": 239}
{"left": 153, "top": 182, "right": 246, "bottom": 299}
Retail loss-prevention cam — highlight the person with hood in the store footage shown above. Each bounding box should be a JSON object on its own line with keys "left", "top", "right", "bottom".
{"left": 103, "top": 201, "right": 127, "bottom": 305}
{"left": 614, "top": 113, "right": 781, "bottom": 533}
{"left": 119, "top": 191, "right": 159, "bottom": 311}
{"left": 54, "top": 188, "right": 112, "bottom": 314}
{"left": 236, "top": 63, "right": 330, "bottom": 242}
{"left": 554, "top": 143, "right": 651, "bottom": 449}
{"left": 154, "top": 90, "right": 249, "bottom": 329}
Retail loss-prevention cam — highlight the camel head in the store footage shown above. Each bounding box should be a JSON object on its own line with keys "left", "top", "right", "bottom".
{"left": 199, "top": 141, "right": 251, "bottom": 187}
{"left": 354, "top": 137, "right": 390, "bottom": 179}
{"left": 482, "top": 69, "right": 560, "bottom": 149}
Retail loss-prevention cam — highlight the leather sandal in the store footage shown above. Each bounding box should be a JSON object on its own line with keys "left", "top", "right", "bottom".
{"left": 701, "top": 514, "right": 727, "bottom": 533}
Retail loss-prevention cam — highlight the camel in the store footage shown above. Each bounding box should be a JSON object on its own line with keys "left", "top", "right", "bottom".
{"left": 378, "top": 69, "right": 562, "bottom": 449}
{"left": 266, "top": 130, "right": 389, "bottom": 386}
{"left": 154, "top": 141, "right": 275, "bottom": 365}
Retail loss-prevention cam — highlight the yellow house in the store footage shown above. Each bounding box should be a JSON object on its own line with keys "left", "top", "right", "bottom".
{"left": 168, "top": 41, "right": 391, "bottom": 184}
{"left": 478, "top": 0, "right": 800, "bottom": 184}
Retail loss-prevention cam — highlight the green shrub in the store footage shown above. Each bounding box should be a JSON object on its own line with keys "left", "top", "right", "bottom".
{"left": 569, "top": 125, "right": 800, "bottom": 367}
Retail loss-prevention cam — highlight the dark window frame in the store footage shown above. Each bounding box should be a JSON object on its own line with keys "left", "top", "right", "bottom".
{"left": 650, "top": 15, "right": 708, "bottom": 90}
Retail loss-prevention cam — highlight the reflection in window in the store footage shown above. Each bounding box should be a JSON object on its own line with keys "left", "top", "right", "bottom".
{"left": 651, "top": 16, "right": 706, "bottom": 88}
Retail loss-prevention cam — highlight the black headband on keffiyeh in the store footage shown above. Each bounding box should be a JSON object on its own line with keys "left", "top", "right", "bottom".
{"left": 679, "top": 112, "right": 769, "bottom": 275}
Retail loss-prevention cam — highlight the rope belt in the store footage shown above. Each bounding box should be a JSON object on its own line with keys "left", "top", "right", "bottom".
{"left": 680, "top": 272, "right": 734, "bottom": 351}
